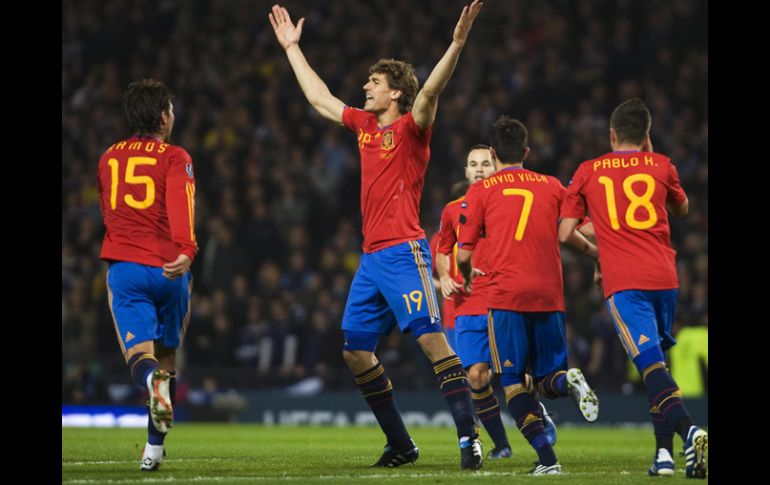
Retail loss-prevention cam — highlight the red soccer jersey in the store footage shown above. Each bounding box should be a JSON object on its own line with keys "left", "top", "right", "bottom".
{"left": 97, "top": 136, "right": 198, "bottom": 267}
{"left": 561, "top": 151, "right": 687, "bottom": 298}
{"left": 459, "top": 167, "right": 566, "bottom": 312}
{"left": 430, "top": 232, "right": 455, "bottom": 329}
{"left": 342, "top": 107, "right": 431, "bottom": 253}
{"left": 437, "top": 196, "right": 491, "bottom": 316}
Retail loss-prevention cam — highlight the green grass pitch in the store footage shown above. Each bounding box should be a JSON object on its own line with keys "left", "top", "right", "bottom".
{"left": 63, "top": 424, "right": 707, "bottom": 483}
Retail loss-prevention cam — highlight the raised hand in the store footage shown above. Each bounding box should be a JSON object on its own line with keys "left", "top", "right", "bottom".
{"left": 268, "top": 4, "right": 305, "bottom": 50}
{"left": 453, "top": 0, "right": 484, "bottom": 46}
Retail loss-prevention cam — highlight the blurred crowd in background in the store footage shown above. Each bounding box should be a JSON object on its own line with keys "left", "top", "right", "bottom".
{"left": 62, "top": 0, "right": 707, "bottom": 407}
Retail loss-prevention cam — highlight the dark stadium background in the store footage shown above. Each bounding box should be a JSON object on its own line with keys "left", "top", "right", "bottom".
{"left": 62, "top": 0, "right": 707, "bottom": 420}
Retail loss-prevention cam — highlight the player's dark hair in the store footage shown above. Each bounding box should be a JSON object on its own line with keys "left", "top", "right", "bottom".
{"left": 610, "top": 98, "right": 651, "bottom": 145}
{"left": 489, "top": 116, "right": 528, "bottom": 164}
{"left": 123, "top": 79, "right": 174, "bottom": 136}
{"left": 369, "top": 59, "right": 419, "bottom": 114}
{"left": 465, "top": 144, "right": 490, "bottom": 167}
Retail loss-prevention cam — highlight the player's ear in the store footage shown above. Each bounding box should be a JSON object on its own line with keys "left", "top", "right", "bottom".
{"left": 390, "top": 89, "right": 402, "bottom": 101}
{"left": 522, "top": 147, "right": 530, "bottom": 162}
{"left": 609, "top": 127, "right": 617, "bottom": 145}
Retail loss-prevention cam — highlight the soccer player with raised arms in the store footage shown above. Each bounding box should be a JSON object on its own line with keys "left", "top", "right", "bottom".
{"left": 269, "top": 1, "right": 486, "bottom": 470}
{"left": 559, "top": 98, "right": 708, "bottom": 479}
{"left": 97, "top": 79, "right": 197, "bottom": 471}
{"left": 457, "top": 116, "right": 600, "bottom": 475}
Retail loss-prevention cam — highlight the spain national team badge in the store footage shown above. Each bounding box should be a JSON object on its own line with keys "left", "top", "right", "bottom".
{"left": 381, "top": 130, "right": 395, "bottom": 150}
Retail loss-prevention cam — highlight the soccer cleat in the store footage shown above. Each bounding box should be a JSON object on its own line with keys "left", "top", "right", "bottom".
{"left": 648, "top": 448, "right": 675, "bottom": 476}
{"left": 371, "top": 440, "right": 419, "bottom": 467}
{"left": 487, "top": 445, "right": 512, "bottom": 459}
{"left": 540, "top": 401, "right": 558, "bottom": 446}
{"left": 140, "top": 443, "right": 165, "bottom": 471}
{"left": 460, "top": 436, "right": 483, "bottom": 470}
{"left": 566, "top": 368, "right": 599, "bottom": 422}
{"left": 529, "top": 461, "right": 562, "bottom": 475}
{"left": 148, "top": 369, "right": 173, "bottom": 433}
{"left": 683, "top": 426, "right": 708, "bottom": 479}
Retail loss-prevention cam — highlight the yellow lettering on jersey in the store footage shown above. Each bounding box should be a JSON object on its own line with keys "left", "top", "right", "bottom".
{"left": 115, "top": 141, "right": 127, "bottom": 150}
{"left": 128, "top": 141, "right": 142, "bottom": 150}
{"left": 158, "top": 143, "right": 168, "bottom": 154}
{"left": 145, "top": 142, "right": 156, "bottom": 153}
{"left": 594, "top": 156, "right": 644, "bottom": 171}
{"left": 357, "top": 129, "right": 373, "bottom": 148}
{"left": 644, "top": 156, "right": 654, "bottom": 166}
{"left": 517, "top": 172, "right": 548, "bottom": 183}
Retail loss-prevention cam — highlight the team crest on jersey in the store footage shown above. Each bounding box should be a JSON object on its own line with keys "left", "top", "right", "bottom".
{"left": 186, "top": 163, "right": 194, "bottom": 178}
{"left": 461, "top": 201, "right": 467, "bottom": 208}
{"left": 381, "top": 130, "right": 395, "bottom": 150}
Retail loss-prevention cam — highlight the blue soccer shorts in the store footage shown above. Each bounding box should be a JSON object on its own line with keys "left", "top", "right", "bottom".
{"left": 342, "top": 239, "right": 441, "bottom": 337}
{"left": 106, "top": 261, "right": 192, "bottom": 353}
{"left": 488, "top": 309, "right": 568, "bottom": 383}
{"left": 606, "top": 289, "right": 678, "bottom": 361}
{"left": 455, "top": 314, "right": 491, "bottom": 368}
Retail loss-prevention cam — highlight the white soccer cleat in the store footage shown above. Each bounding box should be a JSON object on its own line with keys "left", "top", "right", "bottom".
{"left": 684, "top": 426, "right": 708, "bottom": 479}
{"left": 140, "top": 443, "right": 164, "bottom": 471}
{"left": 566, "top": 368, "right": 599, "bottom": 422}
{"left": 648, "top": 448, "right": 675, "bottom": 476}
{"left": 530, "top": 462, "right": 562, "bottom": 475}
{"left": 147, "top": 369, "right": 173, "bottom": 433}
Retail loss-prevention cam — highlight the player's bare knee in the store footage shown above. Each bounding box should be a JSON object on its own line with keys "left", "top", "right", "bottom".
{"left": 123, "top": 341, "right": 154, "bottom": 363}
{"left": 342, "top": 350, "right": 358, "bottom": 367}
{"left": 467, "top": 364, "right": 490, "bottom": 388}
{"left": 416, "top": 332, "right": 452, "bottom": 362}
{"left": 342, "top": 350, "right": 377, "bottom": 373}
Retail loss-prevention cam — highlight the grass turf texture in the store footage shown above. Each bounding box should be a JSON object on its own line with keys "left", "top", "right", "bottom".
{"left": 63, "top": 424, "right": 706, "bottom": 483}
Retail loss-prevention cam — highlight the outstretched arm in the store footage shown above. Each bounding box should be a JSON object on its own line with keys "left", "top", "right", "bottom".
{"left": 269, "top": 4, "right": 345, "bottom": 123}
{"left": 411, "top": 0, "right": 483, "bottom": 129}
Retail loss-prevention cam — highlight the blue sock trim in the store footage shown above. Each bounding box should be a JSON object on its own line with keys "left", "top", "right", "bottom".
{"left": 343, "top": 330, "right": 380, "bottom": 352}
{"left": 408, "top": 316, "right": 443, "bottom": 338}
{"left": 633, "top": 346, "right": 666, "bottom": 374}
{"left": 128, "top": 353, "right": 158, "bottom": 389}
